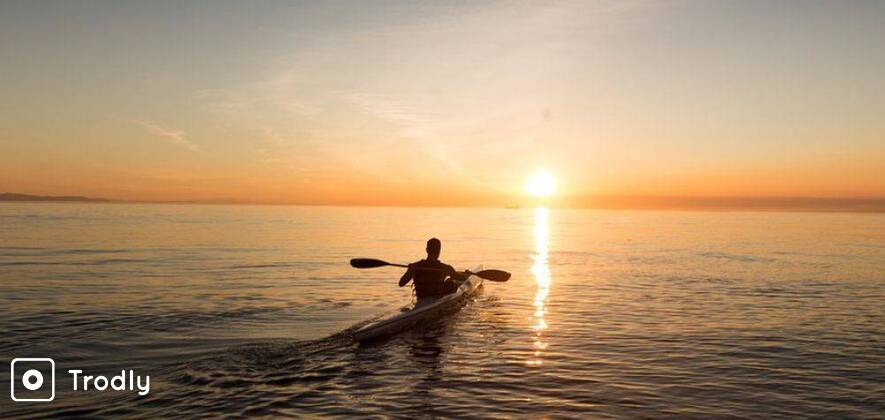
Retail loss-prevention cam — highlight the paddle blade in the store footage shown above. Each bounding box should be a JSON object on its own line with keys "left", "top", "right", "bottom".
{"left": 473, "top": 269, "right": 511, "bottom": 282}
{"left": 350, "top": 258, "right": 390, "bottom": 269}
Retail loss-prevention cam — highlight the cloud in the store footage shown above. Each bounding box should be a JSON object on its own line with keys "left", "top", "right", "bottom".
{"left": 130, "top": 120, "right": 201, "bottom": 152}
{"left": 339, "top": 91, "right": 467, "bottom": 173}
{"left": 343, "top": 92, "right": 430, "bottom": 125}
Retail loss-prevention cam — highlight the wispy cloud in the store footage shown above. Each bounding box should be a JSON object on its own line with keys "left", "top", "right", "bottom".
{"left": 130, "top": 120, "right": 201, "bottom": 152}
{"left": 339, "top": 91, "right": 466, "bottom": 173}
{"left": 343, "top": 92, "right": 430, "bottom": 125}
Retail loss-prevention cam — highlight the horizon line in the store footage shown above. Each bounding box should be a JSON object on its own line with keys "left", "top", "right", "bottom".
{"left": 3, "top": 192, "right": 885, "bottom": 213}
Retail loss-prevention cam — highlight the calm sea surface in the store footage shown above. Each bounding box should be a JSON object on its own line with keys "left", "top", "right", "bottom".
{"left": 1, "top": 203, "right": 883, "bottom": 418}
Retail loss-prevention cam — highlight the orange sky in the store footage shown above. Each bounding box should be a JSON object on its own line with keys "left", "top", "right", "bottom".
{"left": 1, "top": 1, "right": 884, "bottom": 208}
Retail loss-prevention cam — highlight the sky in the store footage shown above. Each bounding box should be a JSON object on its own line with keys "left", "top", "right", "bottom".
{"left": 1, "top": 0, "right": 884, "bottom": 207}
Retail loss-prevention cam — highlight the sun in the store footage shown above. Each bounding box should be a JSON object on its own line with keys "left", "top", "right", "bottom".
{"left": 525, "top": 171, "right": 556, "bottom": 197}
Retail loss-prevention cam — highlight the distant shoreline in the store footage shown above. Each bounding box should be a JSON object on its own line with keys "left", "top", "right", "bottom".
{"left": 2, "top": 192, "right": 884, "bottom": 213}
{"left": 0, "top": 193, "right": 109, "bottom": 203}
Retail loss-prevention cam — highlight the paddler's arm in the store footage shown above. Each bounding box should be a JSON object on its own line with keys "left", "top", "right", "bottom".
{"left": 399, "top": 264, "right": 415, "bottom": 287}
{"left": 443, "top": 264, "right": 465, "bottom": 283}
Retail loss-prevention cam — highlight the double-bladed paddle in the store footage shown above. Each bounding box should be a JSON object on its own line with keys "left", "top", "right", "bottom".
{"left": 350, "top": 258, "right": 511, "bottom": 282}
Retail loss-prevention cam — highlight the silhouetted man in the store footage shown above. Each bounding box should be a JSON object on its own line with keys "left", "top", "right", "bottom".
{"left": 399, "top": 238, "right": 465, "bottom": 299}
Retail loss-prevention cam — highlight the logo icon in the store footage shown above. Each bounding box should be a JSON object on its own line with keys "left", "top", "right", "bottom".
{"left": 10, "top": 358, "right": 55, "bottom": 402}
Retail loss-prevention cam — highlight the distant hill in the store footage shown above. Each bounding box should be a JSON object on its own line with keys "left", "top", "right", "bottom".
{"left": 0, "top": 193, "right": 109, "bottom": 202}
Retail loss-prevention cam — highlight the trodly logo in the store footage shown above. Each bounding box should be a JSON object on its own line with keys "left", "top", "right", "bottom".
{"left": 10, "top": 358, "right": 151, "bottom": 403}
{"left": 10, "top": 358, "right": 55, "bottom": 402}
{"left": 68, "top": 369, "right": 150, "bottom": 396}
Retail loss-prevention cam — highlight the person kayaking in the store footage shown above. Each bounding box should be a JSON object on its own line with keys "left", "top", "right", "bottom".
{"left": 399, "top": 238, "right": 467, "bottom": 299}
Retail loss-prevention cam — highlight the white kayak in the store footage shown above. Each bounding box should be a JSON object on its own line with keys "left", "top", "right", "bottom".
{"left": 353, "top": 265, "right": 483, "bottom": 342}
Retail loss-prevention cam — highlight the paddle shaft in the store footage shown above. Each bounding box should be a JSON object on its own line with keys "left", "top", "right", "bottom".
{"left": 389, "top": 262, "right": 478, "bottom": 279}
{"left": 350, "top": 258, "right": 509, "bottom": 281}
{"left": 395, "top": 263, "right": 473, "bottom": 275}
{"left": 399, "top": 263, "right": 471, "bottom": 275}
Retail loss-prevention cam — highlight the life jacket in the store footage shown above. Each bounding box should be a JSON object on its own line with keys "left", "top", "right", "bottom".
{"left": 411, "top": 259, "right": 456, "bottom": 298}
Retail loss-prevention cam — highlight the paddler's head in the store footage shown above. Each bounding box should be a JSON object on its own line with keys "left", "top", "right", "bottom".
{"left": 426, "top": 238, "right": 441, "bottom": 260}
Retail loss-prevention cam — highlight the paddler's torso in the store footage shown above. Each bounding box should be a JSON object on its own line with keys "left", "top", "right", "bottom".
{"left": 409, "top": 258, "right": 457, "bottom": 299}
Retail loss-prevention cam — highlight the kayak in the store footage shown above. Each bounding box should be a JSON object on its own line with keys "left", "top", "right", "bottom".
{"left": 353, "top": 265, "right": 483, "bottom": 342}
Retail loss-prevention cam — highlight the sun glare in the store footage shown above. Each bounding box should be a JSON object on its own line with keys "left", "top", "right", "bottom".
{"left": 526, "top": 171, "right": 556, "bottom": 198}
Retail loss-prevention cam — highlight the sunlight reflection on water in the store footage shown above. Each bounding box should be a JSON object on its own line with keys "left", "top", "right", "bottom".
{"left": 528, "top": 207, "right": 550, "bottom": 366}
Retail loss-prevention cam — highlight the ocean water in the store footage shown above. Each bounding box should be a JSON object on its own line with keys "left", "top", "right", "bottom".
{"left": 1, "top": 203, "right": 883, "bottom": 418}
